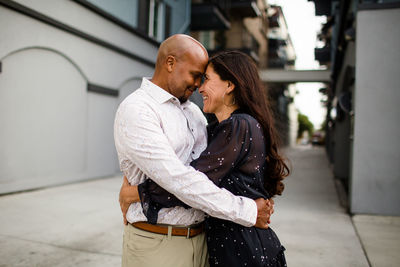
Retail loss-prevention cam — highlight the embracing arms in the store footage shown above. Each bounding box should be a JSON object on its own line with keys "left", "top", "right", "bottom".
{"left": 119, "top": 178, "right": 273, "bottom": 228}
{"left": 116, "top": 109, "right": 274, "bottom": 228}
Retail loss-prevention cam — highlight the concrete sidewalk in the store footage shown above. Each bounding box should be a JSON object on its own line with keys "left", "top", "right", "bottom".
{"left": 273, "top": 147, "right": 368, "bottom": 266}
{"left": 0, "top": 146, "right": 399, "bottom": 266}
{"left": 0, "top": 176, "right": 123, "bottom": 266}
{"left": 273, "top": 146, "right": 400, "bottom": 267}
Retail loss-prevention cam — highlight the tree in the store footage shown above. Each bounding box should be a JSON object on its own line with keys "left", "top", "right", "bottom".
{"left": 297, "top": 113, "right": 314, "bottom": 139}
{"left": 319, "top": 119, "right": 327, "bottom": 132}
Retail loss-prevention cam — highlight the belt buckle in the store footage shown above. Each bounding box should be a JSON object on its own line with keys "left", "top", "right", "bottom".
{"left": 186, "top": 227, "right": 191, "bottom": 239}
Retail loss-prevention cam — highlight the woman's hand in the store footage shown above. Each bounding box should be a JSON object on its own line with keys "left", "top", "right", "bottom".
{"left": 119, "top": 176, "right": 140, "bottom": 225}
{"left": 254, "top": 198, "right": 275, "bottom": 229}
{"left": 268, "top": 198, "right": 274, "bottom": 224}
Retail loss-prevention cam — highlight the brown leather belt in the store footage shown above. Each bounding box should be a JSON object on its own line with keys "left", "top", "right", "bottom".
{"left": 132, "top": 222, "right": 204, "bottom": 238}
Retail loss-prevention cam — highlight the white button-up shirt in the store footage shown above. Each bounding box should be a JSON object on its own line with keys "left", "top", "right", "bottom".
{"left": 114, "top": 78, "right": 257, "bottom": 226}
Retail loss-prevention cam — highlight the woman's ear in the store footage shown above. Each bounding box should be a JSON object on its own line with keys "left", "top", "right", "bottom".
{"left": 226, "top": 81, "right": 235, "bottom": 94}
{"left": 166, "top": 55, "right": 176, "bottom": 73}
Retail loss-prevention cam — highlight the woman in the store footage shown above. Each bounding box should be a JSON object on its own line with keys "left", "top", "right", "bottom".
{"left": 124, "top": 51, "right": 289, "bottom": 267}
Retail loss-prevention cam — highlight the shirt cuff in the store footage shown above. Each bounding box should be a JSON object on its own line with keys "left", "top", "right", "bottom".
{"left": 239, "top": 197, "right": 258, "bottom": 227}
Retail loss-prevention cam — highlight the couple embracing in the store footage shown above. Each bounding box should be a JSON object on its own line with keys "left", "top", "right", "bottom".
{"left": 114, "top": 34, "right": 289, "bottom": 267}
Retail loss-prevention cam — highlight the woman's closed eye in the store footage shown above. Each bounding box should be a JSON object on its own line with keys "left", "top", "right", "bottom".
{"left": 200, "top": 75, "right": 205, "bottom": 85}
{"left": 202, "top": 75, "right": 209, "bottom": 83}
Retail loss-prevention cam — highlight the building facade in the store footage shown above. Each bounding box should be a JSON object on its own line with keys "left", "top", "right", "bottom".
{"left": 311, "top": 0, "right": 400, "bottom": 215}
{"left": 265, "top": 5, "right": 297, "bottom": 146}
{"left": 0, "top": 0, "right": 189, "bottom": 194}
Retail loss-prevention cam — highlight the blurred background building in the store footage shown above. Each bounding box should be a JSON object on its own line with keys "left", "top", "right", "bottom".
{"left": 264, "top": 5, "right": 297, "bottom": 146}
{"left": 310, "top": 0, "right": 400, "bottom": 216}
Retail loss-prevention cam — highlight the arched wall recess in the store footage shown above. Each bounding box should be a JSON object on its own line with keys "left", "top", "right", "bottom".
{"left": 0, "top": 47, "right": 89, "bottom": 193}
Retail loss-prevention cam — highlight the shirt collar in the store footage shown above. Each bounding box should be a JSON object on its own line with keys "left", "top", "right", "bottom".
{"left": 141, "top": 77, "right": 176, "bottom": 104}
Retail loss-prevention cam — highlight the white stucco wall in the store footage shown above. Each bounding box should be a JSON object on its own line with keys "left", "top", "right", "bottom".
{"left": 0, "top": 3, "right": 155, "bottom": 194}
{"left": 350, "top": 7, "right": 400, "bottom": 215}
{"left": 0, "top": 49, "right": 87, "bottom": 192}
{"left": 12, "top": 0, "right": 158, "bottom": 65}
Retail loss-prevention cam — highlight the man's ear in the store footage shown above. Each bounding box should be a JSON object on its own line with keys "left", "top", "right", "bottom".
{"left": 166, "top": 55, "right": 175, "bottom": 73}
{"left": 226, "top": 81, "right": 235, "bottom": 94}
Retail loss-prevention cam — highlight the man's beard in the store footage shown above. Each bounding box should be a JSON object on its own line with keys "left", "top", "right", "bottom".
{"left": 178, "top": 88, "right": 195, "bottom": 103}
{"left": 178, "top": 96, "right": 188, "bottom": 103}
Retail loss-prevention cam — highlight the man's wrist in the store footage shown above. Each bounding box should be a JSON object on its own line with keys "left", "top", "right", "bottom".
{"left": 250, "top": 199, "right": 258, "bottom": 226}
{"left": 238, "top": 197, "right": 257, "bottom": 227}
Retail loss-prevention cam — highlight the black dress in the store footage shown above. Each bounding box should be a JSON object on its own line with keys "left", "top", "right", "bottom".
{"left": 138, "top": 110, "right": 286, "bottom": 267}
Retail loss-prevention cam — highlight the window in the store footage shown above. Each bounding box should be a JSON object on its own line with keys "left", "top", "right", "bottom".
{"left": 138, "top": 0, "right": 171, "bottom": 41}
{"left": 87, "top": 0, "right": 171, "bottom": 41}
{"left": 149, "top": 0, "right": 160, "bottom": 39}
{"left": 87, "top": 0, "right": 139, "bottom": 28}
{"left": 198, "top": 31, "right": 216, "bottom": 50}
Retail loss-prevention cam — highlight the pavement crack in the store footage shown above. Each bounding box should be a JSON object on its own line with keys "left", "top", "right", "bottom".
{"left": 349, "top": 217, "right": 372, "bottom": 267}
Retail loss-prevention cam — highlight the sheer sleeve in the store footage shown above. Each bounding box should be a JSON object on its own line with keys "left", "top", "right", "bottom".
{"left": 190, "top": 116, "right": 251, "bottom": 186}
{"left": 137, "top": 179, "right": 189, "bottom": 224}
{"left": 137, "top": 115, "right": 253, "bottom": 223}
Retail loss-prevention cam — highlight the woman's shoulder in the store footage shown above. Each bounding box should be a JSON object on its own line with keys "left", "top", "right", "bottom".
{"left": 213, "top": 111, "right": 260, "bottom": 136}
{"left": 229, "top": 111, "right": 260, "bottom": 128}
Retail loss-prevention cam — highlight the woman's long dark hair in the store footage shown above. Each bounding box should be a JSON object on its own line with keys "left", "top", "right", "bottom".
{"left": 209, "top": 50, "right": 290, "bottom": 197}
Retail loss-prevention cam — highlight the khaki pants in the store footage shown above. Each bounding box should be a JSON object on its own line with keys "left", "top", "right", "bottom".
{"left": 122, "top": 224, "right": 209, "bottom": 267}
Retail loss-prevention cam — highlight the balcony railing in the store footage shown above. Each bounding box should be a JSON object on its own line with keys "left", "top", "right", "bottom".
{"left": 268, "top": 14, "right": 280, "bottom": 28}
{"left": 309, "top": 0, "right": 332, "bottom": 16}
{"left": 191, "top": 3, "right": 231, "bottom": 31}
{"left": 230, "top": 0, "right": 261, "bottom": 17}
{"left": 315, "top": 46, "right": 331, "bottom": 64}
{"left": 268, "top": 38, "right": 287, "bottom": 50}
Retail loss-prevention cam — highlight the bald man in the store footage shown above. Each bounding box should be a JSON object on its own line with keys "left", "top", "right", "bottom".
{"left": 114, "top": 34, "right": 272, "bottom": 267}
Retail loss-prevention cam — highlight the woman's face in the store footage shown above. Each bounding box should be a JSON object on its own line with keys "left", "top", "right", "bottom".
{"left": 199, "top": 64, "right": 230, "bottom": 114}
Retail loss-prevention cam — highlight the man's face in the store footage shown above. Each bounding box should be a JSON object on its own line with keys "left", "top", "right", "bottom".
{"left": 168, "top": 51, "right": 208, "bottom": 103}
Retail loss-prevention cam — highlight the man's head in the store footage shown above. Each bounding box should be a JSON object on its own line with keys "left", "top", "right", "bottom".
{"left": 152, "top": 34, "right": 209, "bottom": 103}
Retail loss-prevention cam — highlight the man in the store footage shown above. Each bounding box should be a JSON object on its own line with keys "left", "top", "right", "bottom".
{"left": 114, "top": 34, "right": 273, "bottom": 267}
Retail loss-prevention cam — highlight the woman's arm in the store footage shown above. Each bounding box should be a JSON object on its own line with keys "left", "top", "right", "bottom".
{"left": 189, "top": 116, "right": 251, "bottom": 185}
{"left": 119, "top": 176, "right": 189, "bottom": 224}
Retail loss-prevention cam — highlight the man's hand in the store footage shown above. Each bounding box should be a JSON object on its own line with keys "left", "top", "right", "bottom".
{"left": 119, "top": 176, "right": 139, "bottom": 225}
{"left": 254, "top": 198, "right": 274, "bottom": 229}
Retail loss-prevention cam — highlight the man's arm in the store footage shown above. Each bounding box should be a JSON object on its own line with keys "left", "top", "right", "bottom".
{"left": 119, "top": 176, "right": 273, "bottom": 227}
{"left": 119, "top": 176, "right": 139, "bottom": 225}
{"left": 115, "top": 102, "right": 269, "bottom": 227}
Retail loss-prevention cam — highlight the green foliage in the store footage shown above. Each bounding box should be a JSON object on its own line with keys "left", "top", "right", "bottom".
{"left": 319, "top": 119, "right": 327, "bottom": 132}
{"left": 297, "top": 113, "right": 314, "bottom": 138}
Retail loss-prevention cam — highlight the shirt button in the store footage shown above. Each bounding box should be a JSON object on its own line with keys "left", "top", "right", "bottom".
{"left": 191, "top": 129, "right": 194, "bottom": 132}
{"left": 192, "top": 151, "right": 195, "bottom": 154}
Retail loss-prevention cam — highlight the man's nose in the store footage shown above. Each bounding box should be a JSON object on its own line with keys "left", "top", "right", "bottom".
{"left": 194, "top": 77, "right": 202, "bottom": 88}
{"left": 198, "top": 84, "right": 205, "bottom": 93}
